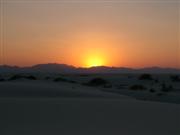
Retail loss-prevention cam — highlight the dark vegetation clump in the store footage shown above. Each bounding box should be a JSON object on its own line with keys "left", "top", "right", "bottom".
{"left": 154, "top": 79, "right": 159, "bottom": 83}
{"left": 84, "top": 78, "right": 109, "bottom": 87}
{"left": 157, "top": 93, "right": 163, "bottom": 96}
{"left": 117, "top": 84, "right": 128, "bottom": 89}
{"left": 170, "top": 75, "right": 180, "bottom": 82}
{"left": 26, "top": 75, "right": 37, "bottom": 80}
{"left": 127, "top": 75, "right": 133, "bottom": 79}
{"left": 139, "top": 74, "right": 153, "bottom": 80}
{"left": 54, "top": 77, "right": 68, "bottom": 82}
{"left": 161, "top": 83, "right": 173, "bottom": 92}
{"left": 0, "top": 78, "right": 5, "bottom": 82}
{"left": 8, "top": 74, "right": 22, "bottom": 80}
{"left": 45, "top": 76, "right": 51, "bottom": 80}
{"left": 103, "top": 84, "right": 112, "bottom": 88}
{"left": 79, "top": 74, "right": 90, "bottom": 77}
{"left": 54, "top": 77, "right": 76, "bottom": 83}
{"left": 0, "top": 75, "right": 5, "bottom": 81}
{"left": 149, "top": 88, "right": 156, "bottom": 93}
{"left": 129, "top": 84, "right": 147, "bottom": 91}
{"left": 8, "top": 74, "right": 37, "bottom": 81}
{"left": 68, "top": 80, "right": 77, "bottom": 83}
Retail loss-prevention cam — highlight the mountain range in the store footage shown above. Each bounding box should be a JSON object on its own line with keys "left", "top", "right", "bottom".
{"left": 0, "top": 63, "right": 179, "bottom": 74}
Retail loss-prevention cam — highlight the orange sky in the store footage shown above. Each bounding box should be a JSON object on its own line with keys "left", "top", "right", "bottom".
{"left": 0, "top": 0, "right": 180, "bottom": 68}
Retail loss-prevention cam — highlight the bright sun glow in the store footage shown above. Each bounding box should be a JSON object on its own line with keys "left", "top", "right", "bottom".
{"left": 85, "top": 56, "right": 105, "bottom": 67}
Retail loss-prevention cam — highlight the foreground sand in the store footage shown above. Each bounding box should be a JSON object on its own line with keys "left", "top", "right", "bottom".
{"left": 0, "top": 98, "right": 179, "bottom": 135}
{"left": 0, "top": 78, "right": 179, "bottom": 135}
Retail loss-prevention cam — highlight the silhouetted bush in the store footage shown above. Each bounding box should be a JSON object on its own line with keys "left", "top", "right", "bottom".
{"left": 79, "top": 74, "right": 90, "bottom": 77}
{"left": 149, "top": 88, "right": 156, "bottom": 93}
{"left": 129, "top": 84, "right": 146, "bottom": 90}
{"left": 54, "top": 77, "right": 68, "bottom": 82}
{"left": 154, "top": 79, "right": 159, "bottom": 83}
{"left": 68, "top": 80, "right": 77, "bottom": 83}
{"left": 84, "top": 78, "right": 108, "bottom": 86}
{"left": 117, "top": 84, "right": 127, "bottom": 89}
{"left": 161, "top": 83, "right": 173, "bottom": 92}
{"left": 0, "top": 78, "right": 5, "bottom": 82}
{"left": 103, "top": 84, "right": 112, "bottom": 88}
{"left": 139, "top": 74, "right": 153, "bottom": 80}
{"left": 25, "top": 76, "right": 37, "bottom": 80}
{"left": 157, "top": 93, "right": 163, "bottom": 96}
{"left": 170, "top": 75, "right": 180, "bottom": 82}
{"left": 8, "top": 74, "right": 37, "bottom": 81}
{"left": 45, "top": 76, "right": 51, "bottom": 80}
{"left": 54, "top": 77, "right": 77, "bottom": 83}
{"left": 128, "top": 75, "right": 133, "bottom": 79}
{"left": 168, "top": 85, "right": 173, "bottom": 90}
{"left": 8, "top": 74, "right": 23, "bottom": 80}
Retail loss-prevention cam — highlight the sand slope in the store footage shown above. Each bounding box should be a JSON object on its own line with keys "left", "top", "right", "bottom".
{"left": 0, "top": 98, "right": 179, "bottom": 135}
{"left": 0, "top": 77, "right": 179, "bottom": 135}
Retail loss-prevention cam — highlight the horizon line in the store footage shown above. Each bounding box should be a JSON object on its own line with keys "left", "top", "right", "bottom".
{"left": 0, "top": 63, "right": 180, "bottom": 70}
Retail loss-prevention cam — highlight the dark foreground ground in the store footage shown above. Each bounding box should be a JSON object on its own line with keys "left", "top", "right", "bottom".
{"left": 0, "top": 73, "right": 179, "bottom": 135}
{"left": 0, "top": 98, "right": 179, "bottom": 135}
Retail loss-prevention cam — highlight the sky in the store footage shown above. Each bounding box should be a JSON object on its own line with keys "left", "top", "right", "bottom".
{"left": 0, "top": 0, "right": 180, "bottom": 68}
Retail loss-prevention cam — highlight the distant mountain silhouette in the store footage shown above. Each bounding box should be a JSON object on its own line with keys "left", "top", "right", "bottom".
{"left": 30, "top": 63, "right": 76, "bottom": 72}
{"left": 0, "top": 63, "right": 179, "bottom": 74}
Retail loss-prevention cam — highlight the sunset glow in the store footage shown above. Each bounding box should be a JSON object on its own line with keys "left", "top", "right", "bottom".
{"left": 85, "top": 56, "right": 105, "bottom": 67}
{"left": 0, "top": 0, "right": 179, "bottom": 68}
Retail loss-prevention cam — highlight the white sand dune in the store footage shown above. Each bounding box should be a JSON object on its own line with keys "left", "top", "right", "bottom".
{"left": 0, "top": 75, "right": 179, "bottom": 135}
{"left": 0, "top": 81, "right": 128, "bottom": 98}
{"left": 0, "top": 98, "right": 179, "bottom": 135}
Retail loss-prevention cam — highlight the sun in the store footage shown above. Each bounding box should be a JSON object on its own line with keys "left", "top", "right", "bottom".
{"left": 85, "top": 56, "right": 105, "bottom": 67}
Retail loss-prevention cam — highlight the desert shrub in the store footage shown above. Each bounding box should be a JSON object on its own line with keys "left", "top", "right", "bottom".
{"left": 170, "top": 75, "right": 180, "bottom": 82}
{"left": 139, "top": 74, "right": 153, "bottom": 80}
{"left": 79, "top": 74, "right": 90, "bottom": 77}
{"left": 84, "top": 78, "right": 108, "bottom": 86}
{"left": 103, "top": 84, "right": 112, "bottom": 88}
{"left": 25, "top": 75, "right": 37, "bottom": 80}
{"left": 68, "top": 80, "right": 77, "bottom": 83}
{"left": 168, "top": 85, "right": 173, "bottom": 90}
{"left": 54, "top": 77, "right": 77, "bottom": 83}
{"left": 129, "top": 84, "right": 146, "bottom": 90}
{"left": 8, "top": 74, "right": 37, "bottom": 81}
{"left": 128, "top": 75, "right": 133, "bottom": 79}
{"left": 149, "top": 88, "right": 156, "bottom": 93}
{"left": 0, "top": 78, "right": 5, "bottom": 81}
{"left": 45, "top": 76, "right": 51, "bottom": 80}
{"left": 117, "top": 84, "right": 127, "bottom": 89}
{"left": 157, "top": 93, "right": 163, "bottom": 96}
{"left": 8, "top": 74, "right": 23, "bottom": 80}
{"left": 154, "top": 79, "right": 159, "bottom": 83}
{"left": 161, "top": 83, "right": 173, "bottom": 92}
{"left": 54, "top": 77, "right": 68, "bottom": 82}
